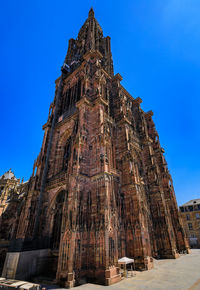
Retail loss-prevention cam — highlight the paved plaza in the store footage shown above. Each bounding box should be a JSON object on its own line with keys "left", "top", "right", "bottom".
{"left": 2, "top": 250, "right": 199, "bottom": 289}
{"left": 69, "top": 249, "right": 200, "bottom": 290}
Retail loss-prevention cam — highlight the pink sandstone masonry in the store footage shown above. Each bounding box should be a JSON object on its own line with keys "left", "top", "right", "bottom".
{"left": 2, "top": 8, "right": 190, "bottom": 288}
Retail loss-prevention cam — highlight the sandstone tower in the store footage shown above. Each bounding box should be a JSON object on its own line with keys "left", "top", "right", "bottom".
{"left": 3, "top": 8, "right": 190, "bottom": 287}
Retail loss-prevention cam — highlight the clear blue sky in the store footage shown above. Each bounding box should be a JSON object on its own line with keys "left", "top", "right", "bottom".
{"left": 0, "top": 0, "right": 199, "bottom": 205}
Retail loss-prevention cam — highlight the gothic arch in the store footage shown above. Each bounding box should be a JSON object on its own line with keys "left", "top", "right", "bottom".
{"left": 50, "top": 189, "right": 66, "bottom": 250}
{"left": 47, "top": 187, "right": 66, "bottom": 219}
{"left": 59, "top": 128, "right": 72, "bottom": 146}
{"left": 53, "top": 129, "right": 73, "bottom": 175}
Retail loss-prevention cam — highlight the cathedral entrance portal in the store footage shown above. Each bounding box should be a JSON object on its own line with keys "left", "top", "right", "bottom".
{"left": 45, "top": 190, "right": 65, "bottom": 280}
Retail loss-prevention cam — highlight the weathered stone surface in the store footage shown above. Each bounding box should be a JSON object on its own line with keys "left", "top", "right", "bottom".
{"left": 0, "top": 170, "right": 27, "bottom": 274}
{"left": 2, "top": 249, "right": 49, "bottom": 280}
{"left": 2, "top": 8, "right": 189, "bottom": 286}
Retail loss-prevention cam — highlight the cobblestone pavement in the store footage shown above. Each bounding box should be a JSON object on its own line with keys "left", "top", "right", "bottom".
{"left": 47, "top": 249, "right": 200, "bottom": 290}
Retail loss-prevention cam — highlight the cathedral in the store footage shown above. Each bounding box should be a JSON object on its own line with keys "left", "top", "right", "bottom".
{"left": 2, "top": 8, "right": 189, "bottom": 287}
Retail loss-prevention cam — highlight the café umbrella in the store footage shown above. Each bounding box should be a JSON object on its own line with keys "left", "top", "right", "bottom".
{"left": 118, "top": 257, "right": 134, "bottom": 264}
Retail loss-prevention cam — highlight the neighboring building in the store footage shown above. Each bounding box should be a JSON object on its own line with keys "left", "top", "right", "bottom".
{"left": 0, "top": 170, "right": 28, "bottom": 274}
{"left": 0, "top": 169, "right": 20, "bottom": 216}
{"left": 2, "top": 9, "right": 189, "bottom": 287}
{"left": 180, "top": 199, "right": 200, "bottom": 248}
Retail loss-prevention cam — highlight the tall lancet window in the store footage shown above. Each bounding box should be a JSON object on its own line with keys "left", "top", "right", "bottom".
{"left": 63, "top": 137, "right": 72, "bottom": 171}
{"left": 51, "top": 191, "right": 65, "bottom": 250}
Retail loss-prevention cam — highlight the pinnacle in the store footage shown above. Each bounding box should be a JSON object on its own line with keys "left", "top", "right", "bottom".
{"left": 88, "top": 7, "right": 95, "bottom": 18}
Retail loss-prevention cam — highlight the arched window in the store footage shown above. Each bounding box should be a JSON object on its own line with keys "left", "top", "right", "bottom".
{"left": 63, "top": 137, "right": 72, "bottom": 170}
{"left": 51, "top": 191, "right": 65, "bottom": 250}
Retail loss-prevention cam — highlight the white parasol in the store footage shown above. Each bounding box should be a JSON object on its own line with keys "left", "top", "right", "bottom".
{"left": 118, "top": 257, "right": 134, "bottom": 264}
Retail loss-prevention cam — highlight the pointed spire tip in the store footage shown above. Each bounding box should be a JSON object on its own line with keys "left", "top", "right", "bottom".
{"left": 89, "top": 7, "right": 95, "bottom": 18}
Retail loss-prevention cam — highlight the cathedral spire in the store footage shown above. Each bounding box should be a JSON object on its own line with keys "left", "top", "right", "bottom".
{"left": 64, "top": 9, "right": 114, "bottom": 75}
{"left": 88, "top": 7, "right": 95, "bottom": 18}
{"left": 85, "top": 7, "right": 96, "bottom": 50}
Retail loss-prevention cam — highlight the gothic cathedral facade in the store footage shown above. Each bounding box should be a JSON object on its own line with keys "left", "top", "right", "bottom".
{"left": 3, "top": 8, "right": 189, "bottom": 287}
